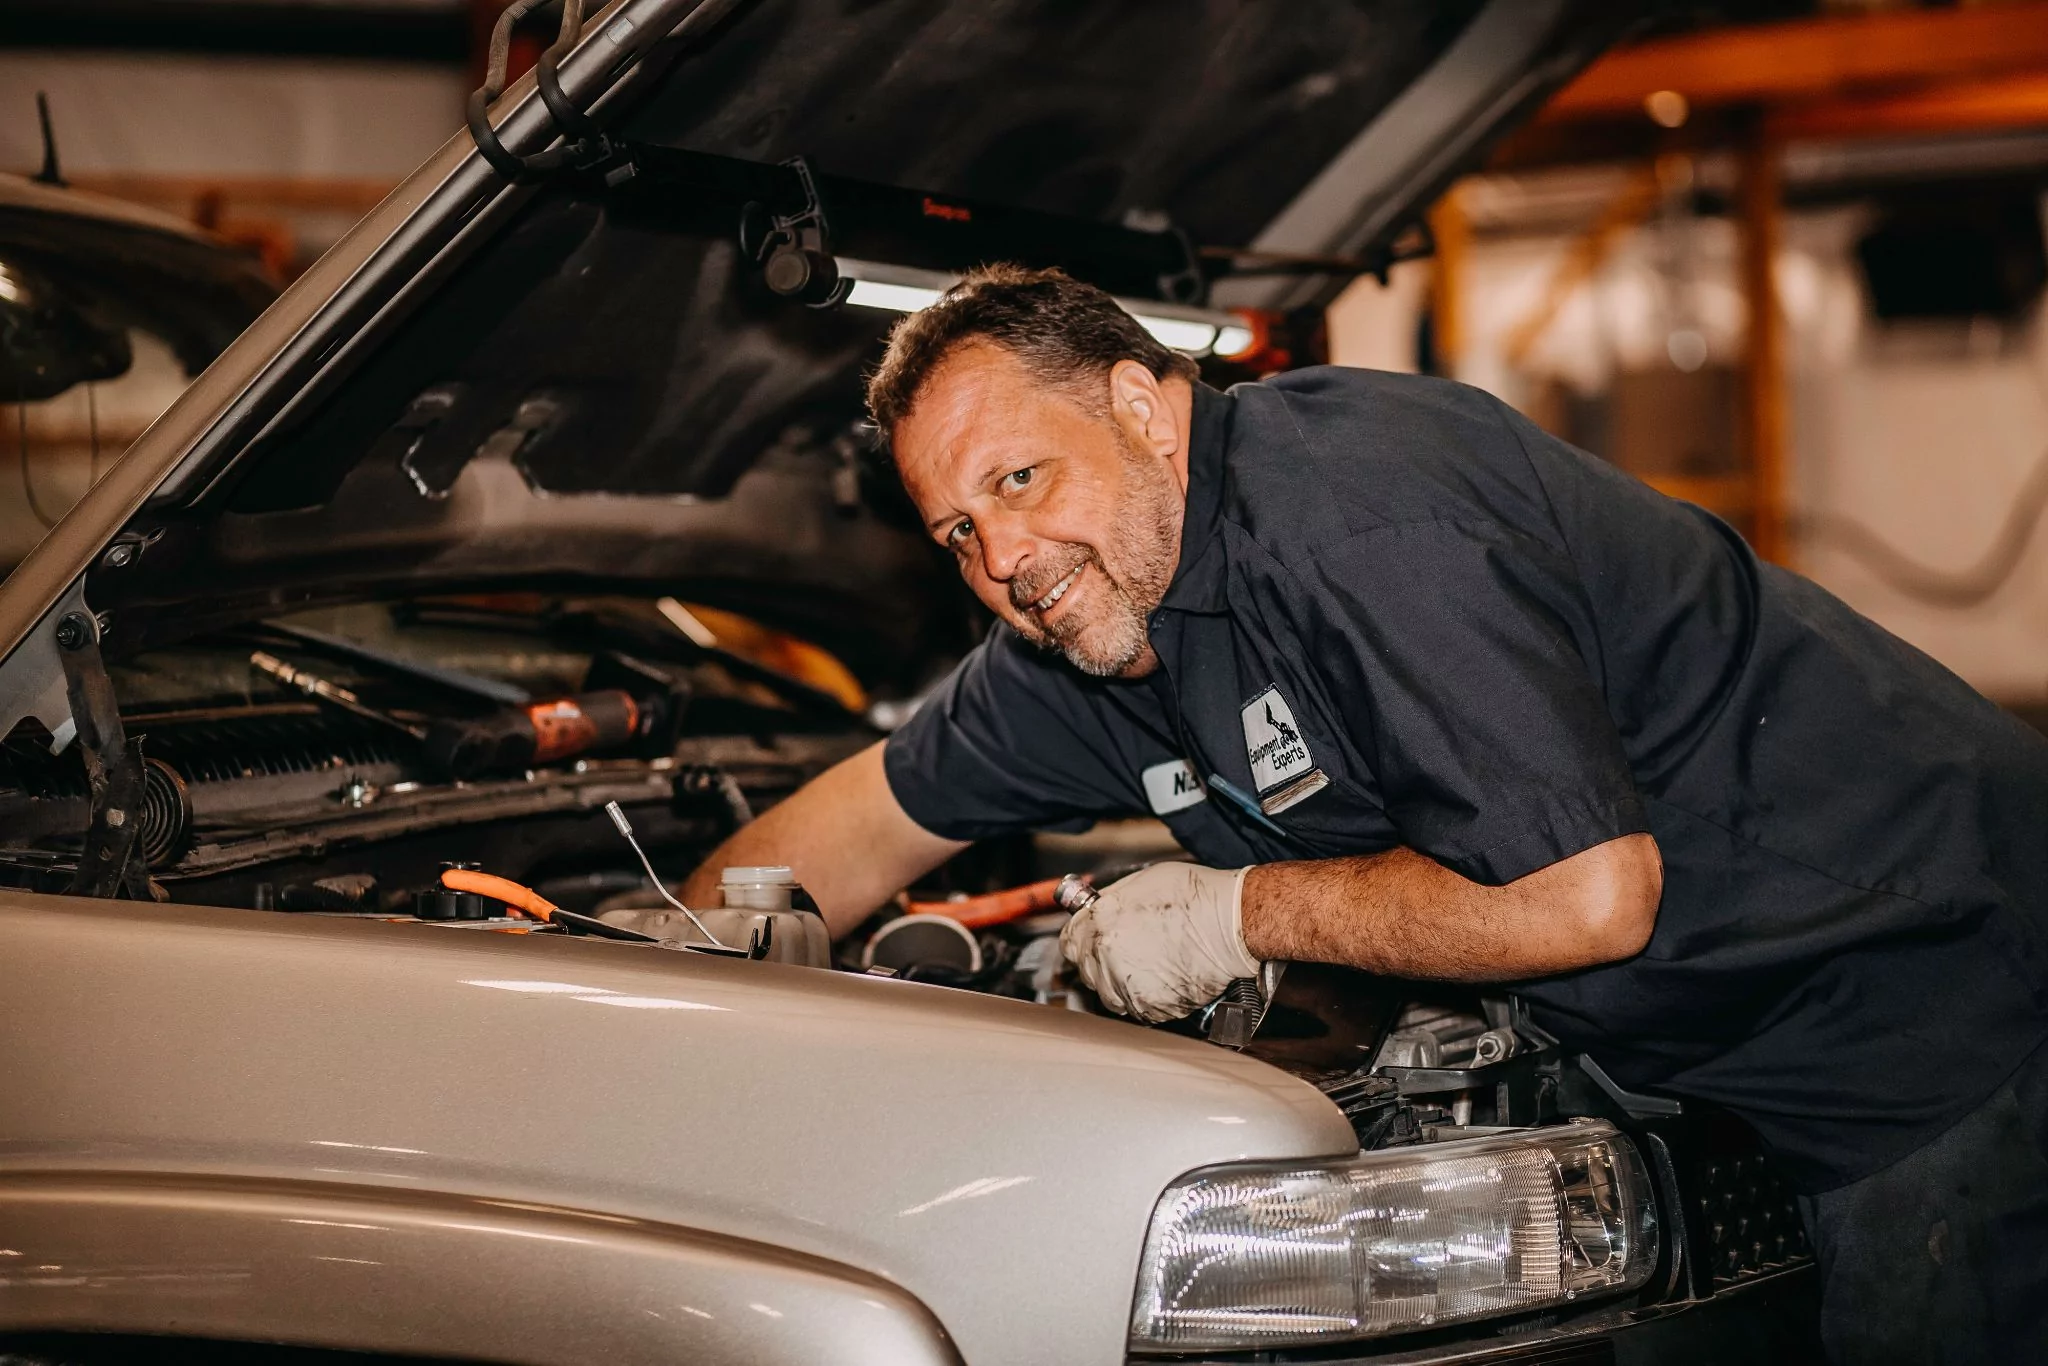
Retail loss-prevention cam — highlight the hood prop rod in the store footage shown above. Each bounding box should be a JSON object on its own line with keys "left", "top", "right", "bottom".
{"left": 55, "top": 609, "right": 154, "bottom": 899}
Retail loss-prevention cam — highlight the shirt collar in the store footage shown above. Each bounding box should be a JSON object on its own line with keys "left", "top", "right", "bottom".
{"left": 1158, "top": 380, "right": 1232, "bottom": 615}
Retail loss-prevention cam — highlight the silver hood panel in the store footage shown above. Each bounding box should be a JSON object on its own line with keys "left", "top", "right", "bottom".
{"left": 0, "top": 895, "right": 1357, "bottom": 1365}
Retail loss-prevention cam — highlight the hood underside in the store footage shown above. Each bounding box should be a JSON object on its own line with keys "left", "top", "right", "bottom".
{"left": 0, "top": 0, "right": 1636, "bottom": 702}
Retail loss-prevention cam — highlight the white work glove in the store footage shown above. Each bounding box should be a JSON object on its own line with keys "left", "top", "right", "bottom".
{"left": 1060, "top": 863, "right": 1260, "bottom": 1023}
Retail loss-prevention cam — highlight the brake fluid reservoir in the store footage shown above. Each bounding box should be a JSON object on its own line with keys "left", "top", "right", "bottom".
{"left": 707, "top": 865, "right": 832, "bottom": 968}
{"left": 720, "top": 865, "right": 798, "bottom": 910}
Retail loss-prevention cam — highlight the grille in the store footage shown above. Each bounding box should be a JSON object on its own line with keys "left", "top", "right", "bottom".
{"left": 1695, "top": 1146, "right": 1813, "bottom": 1286}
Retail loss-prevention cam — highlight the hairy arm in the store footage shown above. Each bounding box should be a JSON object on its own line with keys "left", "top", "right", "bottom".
{"left": 681, "top": 741, "right": 967, "bottom": 937}
{"left": 1240, "top": 833, "right": 1663, "bottom": 981}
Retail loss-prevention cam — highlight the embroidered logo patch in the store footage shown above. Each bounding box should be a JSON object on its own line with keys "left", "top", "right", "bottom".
{"left": 1141, "top": 758, "right": 1207, "bottom": 815}
{"left": 1241, "top": 686, "right": 1314, "bottom": 794}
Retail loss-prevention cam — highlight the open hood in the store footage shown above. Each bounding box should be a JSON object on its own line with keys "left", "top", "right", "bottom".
{"left": 0, "top": 0, "right": 1639, "bottom": 740}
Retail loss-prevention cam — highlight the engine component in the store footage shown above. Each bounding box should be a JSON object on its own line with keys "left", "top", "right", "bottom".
{"left": 596, "top": 903, "right": 833, "bottom": 968}
{"left": 594, "top": 861, "right": 831, "bottom": 968}
{"left": 676, "top": 764, "right": 753, "bottom": 827}
{"left": 907, "top": 876, "right": 1070, "bottom": 929}
{"left": 416, "top": 862, "right": 491, "bottom": 920}
{"left": 1376, "top": 1002, "right": 1511, "bottom": 1070}
{"left": 1203, "top": 977, "right": 1269, "bottom": 1050}
{"left": 1314, "top": 1070, "right": 1434, "bottom": 1149}
{"left": 278, "top": 872, "right": 382, "bottom": 913}
{"left": 249, "top": 651, "right": 424, "bottom": 741}
{"left": 863, "top": 913, "right": 982, "bottom": 978}
{"left": 136, "top": 757, "right": 192, "bottom": 868}
{"left": 250, "top": 649, "right": 664, "bottom": 780}
{"left": 424, "top": 689, "right": 648, "bottom": 778}
{"left": 719, "top": 865, "right": 799, "bottom": 910}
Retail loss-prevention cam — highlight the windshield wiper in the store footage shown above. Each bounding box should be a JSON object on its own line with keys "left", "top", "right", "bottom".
{"left": 261, "top": 619, "right": 531, "bottom": 706}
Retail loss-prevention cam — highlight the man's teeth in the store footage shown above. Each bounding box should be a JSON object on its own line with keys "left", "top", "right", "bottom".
{"left": 1034, "top": 566, "right": 1083, "bottom": 612}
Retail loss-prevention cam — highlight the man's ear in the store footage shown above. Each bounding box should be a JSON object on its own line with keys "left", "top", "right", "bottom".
{"left": 1108, "top": 359, "right": 1177, "bottom": 457}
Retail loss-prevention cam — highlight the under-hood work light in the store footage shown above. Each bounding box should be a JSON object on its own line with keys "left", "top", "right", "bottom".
{"left": 839, "top": 259, "right": 1241, "bottom": 358}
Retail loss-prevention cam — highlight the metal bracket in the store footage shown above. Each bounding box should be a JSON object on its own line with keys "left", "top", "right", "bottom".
{"left": 54, "top": 609, "right": 151, "bottom": 899}
{"left": 739, "top": 156, "right": 850, "bottom": 308}
{"left": 1577, "top": 1053, "right": 1684, "bottom": 1118}
{"left": 1157, "top": 224, "right": 1206, "bottom": 305}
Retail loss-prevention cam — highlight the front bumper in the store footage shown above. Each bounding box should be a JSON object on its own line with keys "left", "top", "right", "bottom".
{"left": 1136, "top": 1263, "right": 1819, "bottom": 1365}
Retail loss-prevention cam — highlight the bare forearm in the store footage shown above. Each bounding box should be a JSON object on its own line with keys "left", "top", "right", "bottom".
{"left": 1240, "top": 835, "right": 1661, "bottom": 981}
{"left": 681, "top": 741, "right": 966, "bottom": 937}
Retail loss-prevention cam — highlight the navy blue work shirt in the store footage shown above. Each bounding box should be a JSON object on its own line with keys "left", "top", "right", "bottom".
{"left": 884, "top": 367, "right": 2048, "bottom": 1191}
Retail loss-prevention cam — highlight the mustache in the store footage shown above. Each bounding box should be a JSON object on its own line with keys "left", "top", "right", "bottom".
{"left": 1008, "top": 544, "right": 1096, "bottom": 612}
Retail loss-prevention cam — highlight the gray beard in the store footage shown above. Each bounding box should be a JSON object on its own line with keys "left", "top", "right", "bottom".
{"left": 1007, "top": 442, "right": 1182, "bottom": 678}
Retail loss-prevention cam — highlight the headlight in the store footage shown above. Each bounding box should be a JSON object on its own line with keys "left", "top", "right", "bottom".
{"left": 1130, "top": 1121, "right": 1659, "bottom": 1351}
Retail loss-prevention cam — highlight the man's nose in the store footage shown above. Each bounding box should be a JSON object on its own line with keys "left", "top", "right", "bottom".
{"left": 977, "top": 514, "right": 1034, "bottom": 583}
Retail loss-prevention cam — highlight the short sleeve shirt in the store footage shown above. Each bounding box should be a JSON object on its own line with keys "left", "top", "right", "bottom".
{"left": 884, "top": 368, "right": 2048, "bottom": 1192}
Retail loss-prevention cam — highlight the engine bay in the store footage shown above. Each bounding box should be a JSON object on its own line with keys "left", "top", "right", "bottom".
{"left": 0, "top": 593, "right": 1571, "bottom": 1120}
{"left": 0, "top": 591, "right": 1813, "bottom": 1287}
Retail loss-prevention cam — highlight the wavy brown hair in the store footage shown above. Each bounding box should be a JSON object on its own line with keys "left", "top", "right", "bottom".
{"left": 864, "top": 263, "right": 1198, "bottom": 441}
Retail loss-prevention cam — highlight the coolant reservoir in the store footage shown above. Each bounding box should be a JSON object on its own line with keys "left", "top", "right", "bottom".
{"left": 592, "top": 865, "right": 833, "bottom": 968}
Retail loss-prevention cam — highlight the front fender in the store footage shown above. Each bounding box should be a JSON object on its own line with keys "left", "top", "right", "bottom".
{"left": 0, "top": 1171, "right": 959, "bottom": 1366}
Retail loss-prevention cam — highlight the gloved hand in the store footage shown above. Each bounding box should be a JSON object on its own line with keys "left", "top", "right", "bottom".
{"left": 1059, "top": 862, "right": 1260, "bottom": 1023}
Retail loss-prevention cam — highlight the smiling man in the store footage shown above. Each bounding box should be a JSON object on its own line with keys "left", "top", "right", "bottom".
{"left": 688, "top": 265, "right": 2048, "bottom": 1361}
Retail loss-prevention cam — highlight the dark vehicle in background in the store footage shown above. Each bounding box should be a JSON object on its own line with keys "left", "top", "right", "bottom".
{"left": 0, "top": 170, "right": 275, "bottom": 568}
{"left": 0, "top": 3, "right": 1821, "bottom": 1363}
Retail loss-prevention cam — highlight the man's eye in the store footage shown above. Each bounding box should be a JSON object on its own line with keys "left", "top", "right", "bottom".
{"left": 946, "top": 518, "right": 974, "bottom": 547}
{"left": 1001, "top": 467, "right": 1034, "bottom": 492}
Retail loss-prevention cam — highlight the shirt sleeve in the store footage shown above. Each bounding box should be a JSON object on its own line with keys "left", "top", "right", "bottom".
{"left": 1298, "top": 520, "right": 1647, "bottom": 885}
{"left": 883, "top": 626, "right": 1143, "bottom": 841}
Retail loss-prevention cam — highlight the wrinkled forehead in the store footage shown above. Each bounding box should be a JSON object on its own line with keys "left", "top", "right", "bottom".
{"left": 893, "top": 344, "right": 1100, "bottom": 497}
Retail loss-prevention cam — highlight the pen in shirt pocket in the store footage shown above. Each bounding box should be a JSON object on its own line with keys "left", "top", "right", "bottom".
{"left": 1205, "top": 772, "right": 1301, "bottom": 848}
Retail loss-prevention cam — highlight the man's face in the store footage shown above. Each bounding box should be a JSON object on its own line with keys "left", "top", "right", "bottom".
{"left": 893, "top": 344, "right": 1191, "bottom": 678}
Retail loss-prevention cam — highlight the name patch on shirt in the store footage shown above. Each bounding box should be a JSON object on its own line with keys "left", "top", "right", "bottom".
{"left": 1141, "top": 758, "right": 1207, "bottom": 815}
{"left": 1241, "top": 686, "right": 1315, "bottom": 795}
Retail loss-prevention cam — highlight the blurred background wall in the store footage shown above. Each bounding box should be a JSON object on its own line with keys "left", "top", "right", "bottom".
{"left": 1330, "top": 0, "right": 2048, "bottom": 716}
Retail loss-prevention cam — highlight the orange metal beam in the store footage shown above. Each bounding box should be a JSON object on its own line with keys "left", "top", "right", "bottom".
{"left": 1542, "top": 2, "right": 2048, "bottom": 122}
{"left": 1767, "top": 69, "right": 2048, "bottom": 142}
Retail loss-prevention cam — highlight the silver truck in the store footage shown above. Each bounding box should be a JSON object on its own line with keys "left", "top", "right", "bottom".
{"left": 0, "top": 2, "right": 1819, "bottom": 1361}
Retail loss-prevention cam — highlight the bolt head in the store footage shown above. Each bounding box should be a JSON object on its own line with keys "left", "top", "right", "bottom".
{"left": 104, "top": 543, "right": 134, "bottom": 567}
{"left": 53, "top": 612, "right": 92, "bottom": 651}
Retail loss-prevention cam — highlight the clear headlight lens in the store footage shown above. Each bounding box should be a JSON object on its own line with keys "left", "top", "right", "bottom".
{"left": 1130, "top": 1121, "right": 1659, "bottom": 1351}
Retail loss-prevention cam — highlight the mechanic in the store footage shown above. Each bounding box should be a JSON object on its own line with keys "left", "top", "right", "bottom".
{"left": 685, "top": 264, "right": 2048, "bottom": 1361}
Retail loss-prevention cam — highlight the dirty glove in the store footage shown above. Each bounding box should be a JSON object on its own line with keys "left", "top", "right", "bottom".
{"left": 1060, "top": 862, "right": 1259, "bottom": 1023}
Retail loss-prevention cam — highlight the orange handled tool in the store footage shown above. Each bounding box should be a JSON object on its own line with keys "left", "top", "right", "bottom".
{"left": 440, "top": 867, "right": 560, "bottom": 921}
